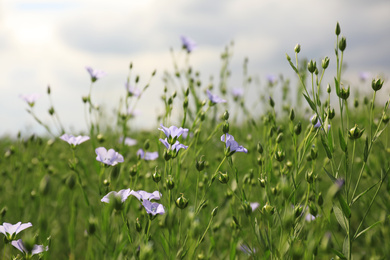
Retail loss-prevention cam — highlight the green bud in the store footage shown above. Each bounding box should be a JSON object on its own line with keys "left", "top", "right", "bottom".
{"left": 163, "top": 150, "right": 171, "bottom": 161}
{"left": 305, "top": 170, "right": 314, "bottom": 184}
{"left": 222, "top": 122, "right": 229, "bottom": 134}
{"left": 172, "top": 91, "right": 177, "bottom": 98}
{"left": 152, "top": 69, "right": 156, "bottom": 76}
{"left": 166, "top": 175, "right": 175, "bottom": 190}
{"left": 218, "top": 171, "right": 229, "bottom": 184}
{"left": 257, "top": 142, "right": 263, "bottom": 154}
{"left": 196, "top": 156, "right": 205, "bottom": 172}
{"left": 47, "top": 85, "right": 51, "bottom": 95}
{"left": 289, "top": 108, "right": 295, "bottom": 121}
{"left": 0, "top": 206, "right": 7, "bottom": 218}
{"left": 258, "top": 177, "right": 266, "bottom": 188}
{"left": 66, "top": 173, "right": 76, "bottom": 189}
{"left": 339, "top": 37, "right": 347, "bottom": 52}
{"left": 354, "top": 98, "right": 359, "bottom": 108}
{"left": 175, "top": 194, "right": 189, "bottom": 209}
{"left": 183, "top": 97, "right": 189, "bottom": 109}
{"left": 136, "top": 218, "right": 142, "bottom": 233}
{"left": 307, "top": 60, "right": 317, "bottom": 74}
{"left": 48, "top": 107, "right": 55, "bottom": 115}
{"left": 310, "top": 146, "right": 318, "bottom": 160}
{"left": 327, "top": 84, "right": 331, "bottom": 93}
{"left": 335, "top": 22, "right": 341, "bottom": 36}
{"left": 269, "top": 96, "right": 275, "bottom": 108}
{"left": 275, "top": 149, "right": 285, "bottom": 162}
{"left": 322, "top": 57, "right": 330, "bottom": 69}
{"left": 318, "top": 192, "right": 324, "bottom": 206}
{"left": 262, "top": 203, "right": 275, "bottom": 215}
{"left": 309, "top": 201, "right": 318, "bottom": 217}
{"left": 371, "top": 78, "right": 384, "bottom": 92}
{"left": 185, "top": 88, "right": 190, "bottom": 96}
{"left": 103, "top": 179, "right": 110, "bottom": 186}
{"left": 135, "top": 75, "right": 140, "bottom": 83}
{"left": 223, "top": 110, "right": 229, "bottom": 120}
{"left": 39, "top": 175, "right": 51, "bottom": 195}
{"left": 167, "top": 97, "right": 173, "bottom": 105}
{"left": 152, "top": 167, "right": 161, "bottom": 183}
{"left": 211, "top": 206, "right": 218, "bottom": 217}
{"left": 294, "top": 205, "right": 303, "bottom": 218}
{"left": 97, "top": 133, "right": 105, "bottom": 143}
{"left": 276, "top": 133, "right": 283, "bottom": 144}
{"left": 294, "top": 122, "right": 302, "bottom": 135}
{"left": 82, "top": 96, "right": 88, "bottom": 103}
{"left": 243, "top": 201, "right": 252, "bottom": 216}
{"left": 328, "top": 108, "right": 335, "bottom": 119}
{"left": 200, "top": 111, "right": 205, "bottom": 121}
{"left": 294, "top": 44, "right": 301, "bottom": 53}
{"left": 257, "top": 156, "right": 264, "bottom": 166}
{"left": 383, "top": 113, "right": 389, "bottom": 124}
{"left": 88, "top": 217, "right": 98, "bottom": 235}
{"left": 348, "top": 124, "right": 365, "bottom": 140}
{"left": 311, "top": 115, "right": 318, "bottom": 125}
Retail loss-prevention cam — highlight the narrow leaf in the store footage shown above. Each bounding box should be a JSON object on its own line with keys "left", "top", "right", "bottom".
{"left": 333, "top": 206, "right": 348, "bottom": 232}
{"left": 323, "top": 167, "right": 337, "bottom": 183}
{"left": 342, "top": 235, "right": 350, "bottom": 259}
{"left": 334, "top": 77, "right": 340, "bottom": 95}
{"left": 328, "top": 129, "right": 334, "bottom": 153}
{"left": 303, "top": 93, "right": 316, "bottom": 111}
{"left": 363, "top": 137, "right": 369, "bottom": 162}
{"left": 286, "top": 54, "right": 298, "bottom": 73}
{"left": 332, "top": 249, "right": 347, "bottom": 260}
{"left": 351, "top": 181, "right": 379, "bottom": 205}
{"left": 354, "top": 220, "right": 382, "bottom": 240}
{"left": 338, "top": 194, "right": 351, "bottom": 219}
{"left": 339, "top": 128, "right": 347, "bottom": 153}
{"left": 321, "top": 135, "right": 332, "bottom": 159}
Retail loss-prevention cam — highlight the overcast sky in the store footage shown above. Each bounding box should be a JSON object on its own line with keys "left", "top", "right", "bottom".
{"left": 0, "top": 0, "right": 389, "bottom": 137}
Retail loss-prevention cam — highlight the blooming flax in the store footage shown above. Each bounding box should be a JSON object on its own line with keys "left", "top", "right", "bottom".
{"left": 12, "top": 239, "right": 48, "bottom": 257}
{"left": 207, "top": 90, "right": 227, "bottom": 104}
{"left": 180, "top": 35, "right": 197, "bottom": 53}
{"left": 86, "top": 66, "right": 106, "bottom": 82}
{"left": 95, "top": 147, "right": 124, "bottom": 166}
{"left": 19, "top": 94, "right": 41, "bottom": 107}
{"left": 0, "top": 222, "right": 32, "bottom": 241}
{"left": 60, "top": 134, "right": 90, "bottom": 147}
{"left": 221, "top": 133, "right": 248, "bottom": 155}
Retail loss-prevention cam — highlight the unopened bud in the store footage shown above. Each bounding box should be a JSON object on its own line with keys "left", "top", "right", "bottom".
{"left": 294, "top": 122, "right": 302, "bottom": 135}
{"left": 218, "top": 171, "right": 229, "bottom": 184}
{"left": 335, "top": 22, "right": 341, "bottom": 36}
{"left": 196, "top": 156, "right": 205, "bottom": 172}
{"left": 275, "top": 150, "right": 285, "bottom": 162}
{"left": 289, "top": 108, "right": 295, "bottom": 121}
{"left": 129, "top": 165, "right": 137, "bottom": 177}
{"left": 269, "top": 96, "right": 275, "bottom": 108}
{"left": 135, "top": 218, "right": 142, "bottom": 232}
{"left": 88, "top": 217, "right": 98, "bottom": 235}
{"left": 307, "top": 60, "right": 317, "bottom": 74}
{"left": 339, "top": 37, "right": 346, "bottom": 52}
{"left": 322, "top": 57, "right": 330, "bottom": 69}
{"left": 167, "top": 175, "right": 175, "bottom": 190}
{"left": 276, "top": 133, "right": 283, "bottom": 144}
{"left": 294, "top": 44, "right": 301, "bottom": 53}
{"left": 144, "top": 139, "right": 150, "bottom": 150}
{"left": 243, "top": 201, "right": 252, "bottom": 216}
{"left": 222, "top": 122, "right": 229, "bottom": 134}
{"left": 371, "top": 78, "right": 384, "bottom": 92}
{"left": 306, "top": 170, "right": 314, "bottom": 184}
{"left": 348, "top": 124, "right": 365, "bottom": 140}
{"left": 223, "top": 110, "right": 229, "bottom": 120}
{"left": 211, "top": 206, "right": 218, "bottom": 217}
{"left": 327, "top": 84, "right": 331, "bottom": 93}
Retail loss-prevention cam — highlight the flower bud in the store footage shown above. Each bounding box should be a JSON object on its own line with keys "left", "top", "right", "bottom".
{"left": 39, "top": 175, "right": 51, "bottom": 195}
{"left": 163, "top": 150, "right": 171, "bottom": 161}
{"left": 339, "top": 37, "right": 346, "bottom": 52}
{"left": 275, "top": 149, "right": 285, "bottom": 162}
{"left": 262, "top": 203, "right": 275, "bottom": 215}
{"left": 211, "top": 206, "right": 218, "bottom": 217}
{"left": 310, "top": 146, "right": 318, "bottom": 160}
{"left": 196, "top": 156, "right": 205, "bottom": 172}
{"left": 66, "top": 173, "right": 76, "bottom": 189}
{"left": 175, "top": 194, "right": 189, "bottom": 209}
{"left": 335, "top": 22, "right": 341, "bottom": 36}
{"left": 185, "top": 88, "right": 190, "bottom": 96}
{"left": 294, "top": 122, "right": 302, "bottom": 135}
{"left": 48, "top": 107, "right": 55, "bottom": 116}
{"left": 243, "top": 201, "right": 252, "bottom": 216}
{"left": 257, "top": 142, "right": 263, "bottom": 154}
{"left": 258, "top": 177, "right": 266, "bottom": 188}
{"left": 318, "top": 192, "right": 324, "bottom": 206}
{"left": 183, "top": 97, "right": 189, "bottom": 109}
{"left": 327, "top": 84, "right": 331, "bottom": 93}
{"left": 294, "top": 44, "right": 301, "bottom": 53}
{"left": 218, "top": 171, "right": 229, "bottom": 184}
{"left": 276, "top": 133, "right": 283, "bottom": 144}
{"left": 338, "top": 86, "right": 350, "bottom": 100}
{"left": 166, "top": 175, "right": 175, "bottom": 190}
{"left": 135, "top": 218, "right": 142, "bottom": 233}
{"left": 269, "top": 96, "right": 275, "bottom": 108}
{"left": 371, "top": 78, "right": 384, "bottom": 92}
{"left": 223, "top": 110, "right": 229, "bottom": 120}
{"left": 222, "top": 122, "right": 229, "bottom": 134}
{"left": 383, "top": 113, "right": 389, "bottom": 124}
{"left": 309, "top": 201, "right": 318, "bottom": 217}
{"left": 311, "top": 115, "right": 318, "bottom": 125}
{"left": 103, "top": 179, "right": 110, "bottom": 186}
{"left": 322, "top": 57, "right": 330, "bottom": 69}
{"left": 97, "top": 133, "right": 105, "bottom": 143}
{"left": 289, "top": 108, "right": 295, "bottom": 121}
{"left": 348, "top": 124, "right": 365, "bottom": 140}
{"left": 354, "top": 98, "right": 359, "bottom": 108}
{"left": 0, "top": 206, "right": 7, "bottom": 218}
{"left": 307, "top": 60, "right": 317, "bottom": 74}
{"left": 167, "top": 97, "right": 173, "bottom": 105}
{"left": 200, "top": 111, "right": 205, "bottom": 121}
{"left": 294, "top": 205, "right": 303, "bottom": 218}
{"left": 306, "top": 170, "right": 314, "bottom": 184}
{"left": 328, "top": 108, "right": 335, "bottom": 119}
{"left": 82, "top": 96, "right": 88, "bottom": 103}
{"left": 257, "top": 156, "right": 264, "bottom": 166}
{"left": 88, "top": 217, "right": 98, "bottom": 235}
{"left": 152, "top": 167, "right": 161, "bottom": 183}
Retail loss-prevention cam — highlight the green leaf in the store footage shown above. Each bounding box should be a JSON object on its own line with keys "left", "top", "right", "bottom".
{"left": 321, "top": 135, "right": 332, "bottom": 159}
{"left": 286, "top": 53, "right": 298, "bottom": 73}
{"left": 328, "top": 129, "right": 334, "bottom": 153}
{"left": 334, "top": 77, "right": 340, "bottom": 95}
{"left": 338, "top": 194, "right": 351, "bottom": 219}
{"left": 339, "top": 128, "right": 347, "bottom": 153}
{"left": 332, "top": 249, "right": 347, "bottom": 260}
{"left": 351, "top": 181, "right": 379, "bottom": 205}
{"left": 303, "top": 93, "right": 316, "bottom": 111}
{"left": 373, "top": 128, "right": 386, "bottom": 142}
{"left": 323, "top": 167, "right": 337, "bottom": 183}
{"left": 333, "top": 206, "right": 348, "bottom": 232}
{"left": 354, "top": 220, "right": 382, "bottom": 240}
{"left": 342, "top": 235, "right": 350, "bottom": 259}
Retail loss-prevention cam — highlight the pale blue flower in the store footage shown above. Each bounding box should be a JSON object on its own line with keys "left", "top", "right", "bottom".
{"left": 142, "top": 199, "right": 165, "bottom": 216}
{"left": 60, "top": 134, "right": 90, "bottom": 147}
{"left": 250, "top": 202, "right": 260, "bottom": 212}
{"left": 86, "top": 66, "right": 106, "bottom": 82}
{"left": 125, "top": 82, "right": 141, "bottom": 97}
{"left": 130, "top": 190, "right": 161, "bottom": 201}
{"left": 159, "top": 138, "right": 188, "bottom": 153}
{"left": 137, "top": 149, "right": 159, "bottom": 161}
{"left": 158, "top": 124, "right": 189, "bottom": 140}
{"left": 119, "top": 137, "right": 137, "bottom": 146}
{"left": 267, "top": 74, "right": 277, "bottom": 85}
{"left": 221, "top": 133, "right": 248, "bottom": 154}
{"left": 12, "top": 239, "right": 48, "bottom": 256}
{"left": 19, "top": 94, "right": 41, "bottom": 107}
{"left": 0, "top": 222, "right": 32, "bottom": 241}
{"left": 95, "top": 147, "right": 124, "bottom": 166}
{"left": 101, "top": 189, "right": 131, "bottom": 203}
{"left": 180, "top": 35, "right": 197, "bottom": 52}
{"left": 232, "top": 88, "right": 244, "bottom": 99}
{"left": 207, "top": 90, "right": 226, "bottom": 104}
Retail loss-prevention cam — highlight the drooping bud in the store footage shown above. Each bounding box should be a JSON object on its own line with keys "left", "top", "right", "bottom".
{"left": 175, "top": 194, "right": 189, "bottom": 209}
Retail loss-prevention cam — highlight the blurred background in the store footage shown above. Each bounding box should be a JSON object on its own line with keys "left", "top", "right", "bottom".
{"left": 0, "top": 0, "right": 389, "bottom": 137}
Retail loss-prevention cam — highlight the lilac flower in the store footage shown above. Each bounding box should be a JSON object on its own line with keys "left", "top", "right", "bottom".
{"left": 60, "top": 134, "right": 90, "bottom": 147}
{"left": 180, "top": 35, "right": 197, "bottom": 53}
{"left": 0, "top": 222, "right": 32, "bottom": 241}
{"left": 125, "top": 82, "right": 141, "bottom": 97}
{"left": 119, "top": 137, "right": 137, "bottom": 146}
{"left": 267, "top": 74, "right": 277, "bottom": 85}
{"left": 130, "top": 190, "right": 161, "bottom": 201}
{"left": 95, "top": 147, "right": 124, "bottom": 166}
{"left": 221, "top": 133, "right": 248, "bottom": 154}
{"left": 158, "top": 124, "right": 189, "bottom": 141}
{"left": 359, "top": 71, "right": 371, "bottom": 82}
{"left": 207, "top": 90, "right": 227, "bottom": 104}
{"left": 137, "top": 149, "right": 159, "bottom": 161}
{"left": 12, "top": 239, "right": 48, "bottom": 256}
{"left": 159, "top": 138, "right": 188, "bottom": 153}
{"left": 19, "top": 94, "right": 41, "bottom": 107}
{"left": 310, "top": 115, "right": 331, "bottom": 130}
{"left": 232, "top": 88, "right": 244, "bottom": 99}
{"left": 305, "top": 213, "right": 316, "bottom": 222}
{"left": 239, "top": 244, "right": 256, "bottom": 256}
{"left": 142, "top": 199, "right": 165, "bottom": 216}
{"left": 101, "top": 189, "right": 131, "bottom": 203}
{"left": 86, "top": 66, "right": 106, "bottom": 82}
{"left": 250, "top": 202, "right": 260, "bottom": 212}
